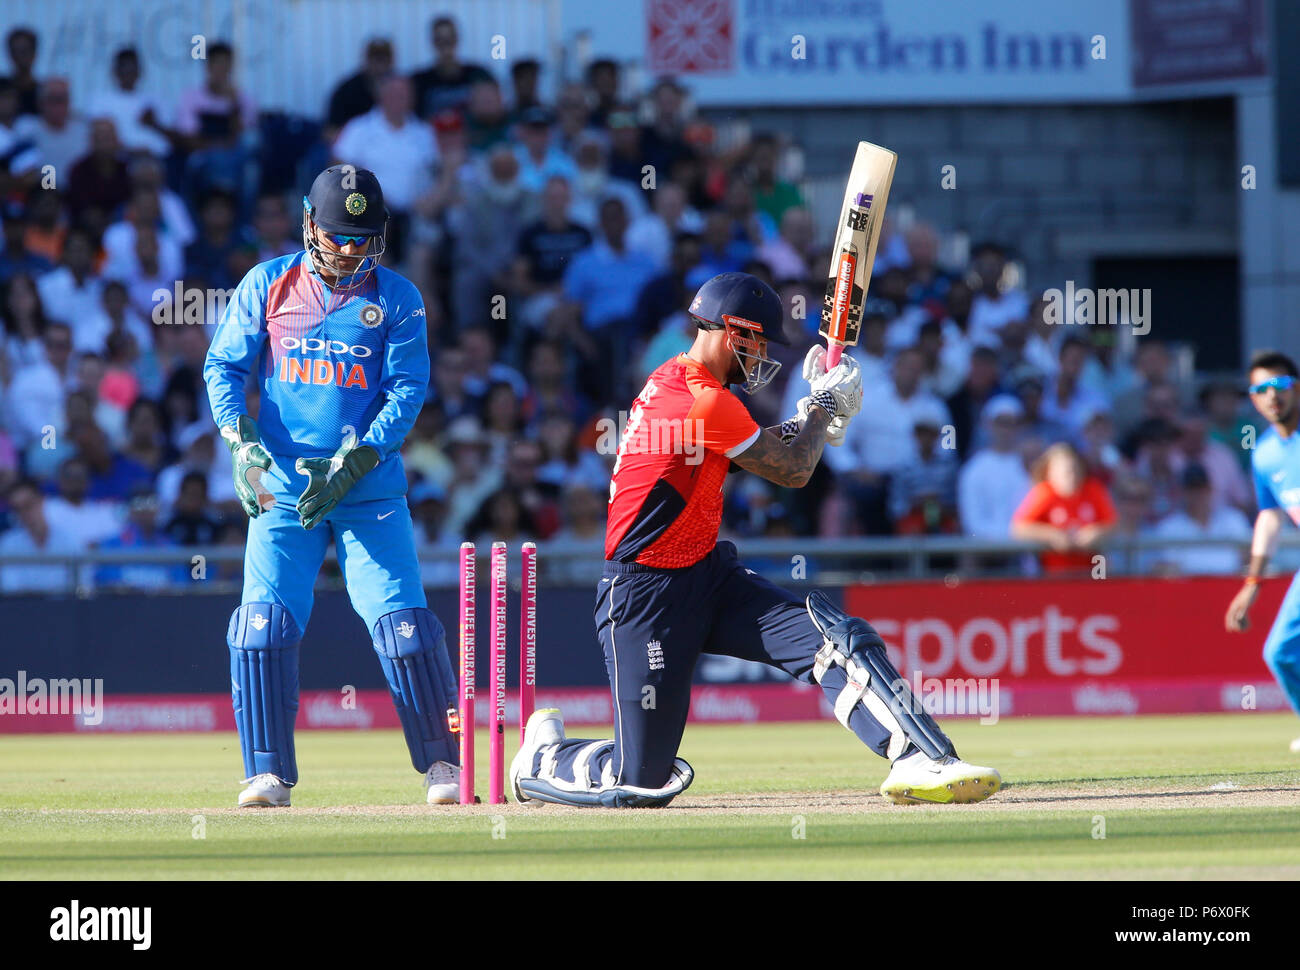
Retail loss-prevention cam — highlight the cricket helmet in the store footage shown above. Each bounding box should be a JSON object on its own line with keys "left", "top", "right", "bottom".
{"left": 688, "top": 271, "right": 788, "bottom": 394}
{"left": 302, "top": 165, "right": 389, "bottom": 289}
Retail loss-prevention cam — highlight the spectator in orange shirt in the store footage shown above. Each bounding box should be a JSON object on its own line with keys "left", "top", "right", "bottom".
{"left": 1012, "top": 441, "right": 1117, "bottom": 573}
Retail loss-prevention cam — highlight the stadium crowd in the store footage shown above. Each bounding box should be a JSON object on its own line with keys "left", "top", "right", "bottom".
{"left": 0, "top": 18, "right": 1266, "bottom": 592}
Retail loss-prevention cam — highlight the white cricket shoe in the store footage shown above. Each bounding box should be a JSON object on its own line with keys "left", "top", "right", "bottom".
{"left": 1289, "top": 737, "right": 1300, "bottom": 754}
{"left": 510, "top": 708, "right": 565, "bottom": 803}
{"left": 238, "top": 773, "right": 291, "bottom": 808}
{"left": 880, "top": 750, "right": 1001, "bottom": 805}
{"left": 424, "top": 760, "right": 461, "bottom": 804}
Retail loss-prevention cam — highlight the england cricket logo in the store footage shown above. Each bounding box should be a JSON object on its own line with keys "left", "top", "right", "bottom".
{"left": 647, "top": 639, "right": 665, "bottom": 671}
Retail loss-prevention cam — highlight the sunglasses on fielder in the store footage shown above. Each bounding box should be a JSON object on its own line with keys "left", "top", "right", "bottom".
{"left": 325, "top": 232, "right": 371, "bottom": 247}
{"left": 1248, "top": 375, "right": 1296, "bottom": 395}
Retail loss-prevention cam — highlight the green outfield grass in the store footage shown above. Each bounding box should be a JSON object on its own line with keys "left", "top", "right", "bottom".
{"left": 2, "top": 713, "right": 1299, "bottom": 879}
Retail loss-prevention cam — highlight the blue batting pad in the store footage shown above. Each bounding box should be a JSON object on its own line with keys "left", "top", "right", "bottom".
{"left": 372, "top": 608, "right": 459, "bottom": 772}
{"left": 228, "top": 602, "right": 302, "bottom": 785}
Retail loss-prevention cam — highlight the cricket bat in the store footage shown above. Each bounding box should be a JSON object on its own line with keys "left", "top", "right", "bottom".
{"left": 819, "top": 141, "right": 897, "bottom": 370}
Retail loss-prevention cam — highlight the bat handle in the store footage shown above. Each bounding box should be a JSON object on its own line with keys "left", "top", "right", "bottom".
{"left": 825, "top": 342, "right": 843, "bottom": 371}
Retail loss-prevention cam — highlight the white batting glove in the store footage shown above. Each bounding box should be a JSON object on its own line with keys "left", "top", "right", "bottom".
{"left": 796, "top": 395, "right": 851, "bottom": 446}
{"left": 809, "top": 354, "right": 863, "bottom": 419}
{"left": 801, "top": 345, "right": 828, "bottom": 384}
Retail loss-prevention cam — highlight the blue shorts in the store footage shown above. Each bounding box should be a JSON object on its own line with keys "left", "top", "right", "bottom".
{"left": 242, "top": 495, "right": 425, "bottom": 637}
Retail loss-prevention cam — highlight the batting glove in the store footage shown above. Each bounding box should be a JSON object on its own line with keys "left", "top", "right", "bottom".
{"left": 796, "top": 395, "right": 851, "bottom": 446}
{"left": 220, "top": 415, "right": 274, "bottom": 518}
{"left": 809, "top": 353, "right": 863, "bottom": 419}
{"left": 801, "top": 344, "right": 828, "bottom": 384}
{"left": 294, "top": 431, "right": 380, "bottom": 530}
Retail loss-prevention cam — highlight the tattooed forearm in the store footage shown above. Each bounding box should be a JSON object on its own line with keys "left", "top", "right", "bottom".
{"left": 733, "top": 407, "right": 831, "bottom": 487}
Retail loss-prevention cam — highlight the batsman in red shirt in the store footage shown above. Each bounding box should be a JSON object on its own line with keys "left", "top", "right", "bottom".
{"left": 510, "top": 272, "right": 1001, "bottom": 807}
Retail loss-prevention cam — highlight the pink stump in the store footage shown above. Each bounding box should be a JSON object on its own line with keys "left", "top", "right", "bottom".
{"left": 489, "top": 542, "right": 507, "bottom": 804}
{"left": 458, "top": 542, "right": 476, "bottom": 805}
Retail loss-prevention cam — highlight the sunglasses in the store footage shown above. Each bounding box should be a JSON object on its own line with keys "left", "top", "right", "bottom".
{"left": 325, "top": 232, "right": 370, "bottom": 248}
{"left": 1248, "top": 375, "right": 1296, "bottom": 395}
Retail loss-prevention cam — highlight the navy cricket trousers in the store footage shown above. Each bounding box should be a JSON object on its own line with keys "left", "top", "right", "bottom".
{"left": 594, "top": 541, "right": 895, "bottom": 789}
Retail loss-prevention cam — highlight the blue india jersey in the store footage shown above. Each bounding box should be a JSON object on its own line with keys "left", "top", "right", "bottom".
{"left": 1251, "top": 425, "right": 1300, "bottom": 527}
{"left": 203, "top": 251, "right": 428, "bottom": 504}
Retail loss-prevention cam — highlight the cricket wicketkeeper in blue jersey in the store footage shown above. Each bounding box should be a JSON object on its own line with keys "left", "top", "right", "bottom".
{"left": 204, "top": 166, "right": 462, "bottom": 807}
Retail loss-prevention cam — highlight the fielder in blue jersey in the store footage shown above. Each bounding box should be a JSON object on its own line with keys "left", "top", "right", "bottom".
{"left": 204, "top": 166, "right": 463, "bottom": 807}
{"left": 1226, "top": 349, "right": 1300, "bottom": 751}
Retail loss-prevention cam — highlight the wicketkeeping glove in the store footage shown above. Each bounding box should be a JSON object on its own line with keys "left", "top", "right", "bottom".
{"left": 220, "top": 415, "right": 274, "bottom": 518}
{"left": 294, "top": 431, "right": 380, "bottom": 530}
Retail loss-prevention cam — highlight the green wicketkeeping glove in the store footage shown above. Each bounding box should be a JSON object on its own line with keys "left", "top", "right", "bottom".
{"left": 294, "top": 431, "right": 380, "bottom": 530}
{"left": 220, "top": 415, "right": 274, "bottom": 518}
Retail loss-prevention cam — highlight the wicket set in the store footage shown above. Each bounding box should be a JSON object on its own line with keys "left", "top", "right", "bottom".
{"left": 458, "top": 541, "right": 538, "bottom": 805}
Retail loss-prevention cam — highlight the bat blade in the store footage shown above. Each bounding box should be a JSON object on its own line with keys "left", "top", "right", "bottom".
{"left": 819, "top": 141, "right": 897, "bottom": 370}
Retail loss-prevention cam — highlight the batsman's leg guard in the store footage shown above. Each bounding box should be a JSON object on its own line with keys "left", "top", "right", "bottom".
{"left": 228, "top": 603, "right": 302, "bottom": 785}
{"left": 372, "top": 608, "right": 459, "bottom": 773}
{"left": 516, "top": 738, "right": 695, "bottom": 808}
{"left": 806, "top": 590, "right": 955, "bottom": 762}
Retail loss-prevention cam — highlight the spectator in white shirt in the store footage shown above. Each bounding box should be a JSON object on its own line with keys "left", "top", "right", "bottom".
{"left": 965, "top": 241, "right": 1029, "bottom": 346}
{"left": 37, "top": 228, "right": 102, "bottom": 335}
{"left": 1041, "top": 335, "right": 1109, "bottom": 438}
{"left": 110, "top": 225, "right": 173, "bottom": 323}
{"left": 915, "top": 316, "right": 970, "bottom": 399}
{"left": 0, "top": 477, "right": 86, "bottom": 593}
{"left": 155, "top": 423, "right": 236, "bottom": 520}
{"left": 333, "top": 75, "right": 439, "bottom": 217}
{"left": 76, "top": 278, "right": 153, "bottom": 360}
{"left": 11, "top": 79, "right": 89, "bottom": 191}
{"left": 86, "top": 47, "right": 172, "bottom": 158}
{"left": 626, "top": 181, "right": 702, "bottom": 271}
{"left": 958, "top": 394, "right": 1032, "bottom": 539}
{"left": 1151, "top": 464, "right": 1251, "bottom": 576}
{"left": 6, "top": 320, "right": 74, "bottom": 456}
{"left": 330, "top": 72, "right": 441, "bottom": 271}
{"left": 568, "top": 132, "right": 645, "bottom": 230}
{"left": 128, "top": 155, "right": 196, "bottom": 249}
{"left": 102, "top": 186, "right": 184, "bottom": 284}
{"left": 826, "top": 346, "right": 950, "bottom": 534}
{"left": 42, "top": 455, "right": 123, "bottom": 546}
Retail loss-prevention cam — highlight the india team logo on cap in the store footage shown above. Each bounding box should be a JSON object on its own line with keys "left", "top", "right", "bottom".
{"left": 360, "top": 304, "right": 384, "bottom": 327}
{"left": 345, "top": 192, "right": 368, "bottom": 215}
